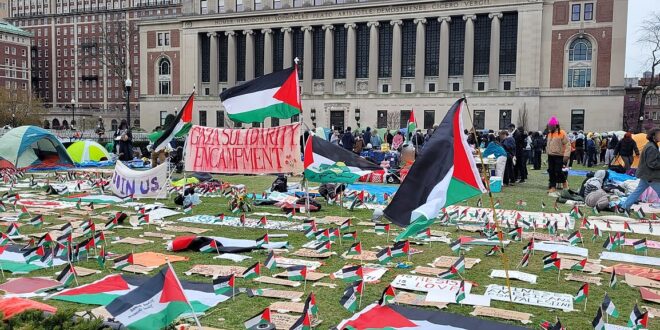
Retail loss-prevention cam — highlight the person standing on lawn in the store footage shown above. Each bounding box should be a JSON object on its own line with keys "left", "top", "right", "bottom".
{"left": 605, "top": 132, "right": 618, "bottom": 165}
{"left": 531, "top": 131, "right": 545, "bottom": 170}
{"left": 546, "top": 116, "right": 571, "bottom": 196}
{"left": 620, "top": 128, "right": 660, "bottom": 211}
{"left": 614, "top": 132, "right": 639, "bottom": 172}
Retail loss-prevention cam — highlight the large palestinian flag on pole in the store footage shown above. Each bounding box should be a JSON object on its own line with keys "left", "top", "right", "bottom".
{"left": 149, "top": 92, "right": 194, "bottom": 152}
{"left": 339, "top": 303, "right": 529, "bottom": 330}
{"left": 304, "top": 135, "right": 381, "bottom": 183}
{"left": 384, "top": 98, "right": 486, "bottom": 240}
{"left": 50, "top": 274, "right": 147, "bottom": 305}
{"left": 220, "top": 66, "right": 301, "bottom": 123}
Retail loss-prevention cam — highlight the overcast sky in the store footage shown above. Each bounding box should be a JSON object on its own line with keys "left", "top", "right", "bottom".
{"left": 626, "top": 0, "right": 657, "bottom": 77}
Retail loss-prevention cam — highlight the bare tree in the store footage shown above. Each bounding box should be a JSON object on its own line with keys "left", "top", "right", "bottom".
{"left": 637, "top": 12, "right": 660, "bottom": 132}
{"left": 88, "top": 16, "right": 138, "bottom": 88}
{"left": 387, "top": 112, "right": 400, "bottom": 131}
{"left": 0, "top": 89, "right": 44, "bottom": 128}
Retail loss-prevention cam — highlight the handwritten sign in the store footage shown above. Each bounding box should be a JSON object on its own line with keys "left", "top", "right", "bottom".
{"left": 603, "top": 264, "right": 660, "bottom": 281}
{"left": 391, "top": 274, "right": 463, "bottom": 293}
{"left": 394, "top": 291, "right": 447, "bottom": 309}
{"left": 470, "top": 306, "right": 533, "bottom": 324}
{"left": 185, "top": 124, "right": 302, "bottom": 174}
{"left": 111, "top": 161, "right": 168, "bottom": 198}
{"left": 184, "top": 265, "right": 246, "bottom": 277}
{"left": 432, "top": 256, "right": 480, "bottom": 269}
{"left": 565, "top": 273, "right": 602, "bottom": 286}
{"left": 485, "top": 284, "right": 573, "bottom": 311}
{"left": 624, "top": 273, "right": 660, "bottom": 289}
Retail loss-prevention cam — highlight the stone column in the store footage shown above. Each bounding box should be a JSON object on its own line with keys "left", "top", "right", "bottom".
{"left": 302, "top": 26, "right": 313, "bottom": 95}
{"left": 282, "top": 27, "right": 293, "bottom": 69}
{"left": 345, "top": 23, "right": 356, "bottom": 94}
{"left": 367, "top": 21, "right": 379, "bottom": 93}
{"left": 438, "top": 17, "right": 451, "bottom": 91}
{"left": 462, "top": 15, "right": 476, "bottom": 92}
{"left": 390, "top": 20, "right": 403, "bottom": 93}
{"left": 414, "top": 18, "right": 426, "bottom": 93}
{"left": 488, "top": 13, "right": 502, "bottom": 91}
{"left": 262, "top": 28, "right": 273, "bottom": 74}
{"left": 208, "top": 32, "right": 219, "bottom": 97}
{"left": 226, "top": 31, "right": 237, "bottom": 87}
{"left": 323, "top": 24, "right": 334, "bottom": 94}
{"left": 244, "top": 30, "right": 255, "bottom": 80}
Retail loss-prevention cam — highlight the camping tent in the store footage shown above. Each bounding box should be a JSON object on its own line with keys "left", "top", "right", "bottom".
{"left": 0, "top": 126, "right": 74, "bottom": 169}
{"left": 66, "top": 140, "right": 111, "bottom": 163}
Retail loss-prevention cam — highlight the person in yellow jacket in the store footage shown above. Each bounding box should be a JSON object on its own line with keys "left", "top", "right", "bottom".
{"left": 546, "top": 116, "right": 571, "bottom": 196}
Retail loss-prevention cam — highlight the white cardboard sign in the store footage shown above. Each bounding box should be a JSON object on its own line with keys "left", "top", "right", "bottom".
{"left": 490, "top": 270, "right": 537, "bottom": 284}
{"left": 599, "top": 251, "right": 660, "bottom": 267}
{"left": 535, "top": 242, "right": 589, "bottom": 257}
{"left": 391, "top": 274, "right": 463, "bottom": 293}
{"left": 485, "top": 284, "right": 574, "bottom": 311}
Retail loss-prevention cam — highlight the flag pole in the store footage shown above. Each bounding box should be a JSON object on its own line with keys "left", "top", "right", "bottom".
{"left": 166, "top": 258, "right": 202, "bottom": 328}
{"left": 71, "top": 262, "right": 79, "bottom": 286}
{"left": 463, "top": 96, "right": 514, "bottom": 302}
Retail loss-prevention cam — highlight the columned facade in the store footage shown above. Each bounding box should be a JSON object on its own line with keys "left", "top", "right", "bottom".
{"left": 140, "top": 0, "right": 628, "bottom": 133}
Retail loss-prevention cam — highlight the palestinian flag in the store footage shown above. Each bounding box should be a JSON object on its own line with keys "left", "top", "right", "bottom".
{"left": 633, "top": 238, "right": 648, "bottom": 252}
{"left": 56, "top": 263, "right": 76, "bottom": 287}
{"left": 137, "top": 214, "right": 150, "bottom": 226}
{"left": 105, "top": 217, "right": 118, "bottom": 230}
{"left": 543, "top": 258, "right": 560, "bottom": 271}
{"left": 23, "top": 245, "right": 45, "bottom": 263}
{"left": 27, "top": 215, "right": 43, "bottom": 228}
{"left": 375, "top": 223, "right": 390, "bottom": 234}
{"left": 97, "top": 246, "right": 106, "bottom": 268}
{"left": 567, "top": 231, "right": 583, "bottom": 245}
{"left": 346, "top": 242, "right": 362, "bottom": 256}
{"left": 314, "top": 241, "right": 331, "bottom": 254}
{"left": 379, "top": 285, "right": 396, "bottom": 306}
{"left": 636, "top": 208, "right": 646, "bottom": 219}
{"left": 601, "top": 293, "right": 619, "bottom": 318}
{"left": 406, "top": 110, "right": 417, "bottom": 141}
{"left": 114, "top": 253, "right": 134, "bottom": 270}
{"left": 150, "top": 92, "right": 194, "bottom": 152}
{"left": 340, "top": 285, "right": 359, "bottom": 313}
{"left": 286, "top": 265, "right": 307, "bottom": 281}
{"left": 342, "top": 231, "right": 358, "bottom": 242}
{"left": 414, "top": 228, "right": 431, "bottom": 240}
{"left": 376, "top": 247, "right": 392, "bottom": 264}
{"left": 106, "top": 266, "right": 194, "bottom": 330}
{"left": 603, "top": 235, "right": 615, "bottom": 251}
{"left": 258, "top": 216, "right": 268, "bottom": 227}
{"left": 340, "top": 219, "right": 351, "bottom": 232}
{"left": 183, "top": 202, "right": 193, "bottom": 214}
{"left": 450, "top": 256, "right": 466, "bottom": 274}
{"left": 199, "top": 239, "right": 218, "bottom": 253}
{"left": 455, "top": 280, "right": 466, "bottom": 303}
{"left": 592, "top": 226, "right": 603, "bottom": 240}
{"left": 304, "top": 292, "right": 319, "bottom": 317}
{"left": 255, "top": 234, "right": 269, "bottom": 248}
{"left": 303, "top": 219, "right": 316, "bottom": 231}
{"left": 220, "top": 66, "right": 301, "bottom": 123}
{"left": 51, "top": 274, "right": 137, "bottom": 305}
{"left": 486, "top": 245, "right": 501, "bottom": 256}
{"left": 624, "top": 221, "right": 633, "bottom": 232}
{"left": 60, "top": 222, "right": 73, "bottom": 235}
{"left": 450, "top": 239, "right": 461, "bottom": 253}
{"left": 290, "top": 312, "right": 312, "bottom": 330}
{"left": 242, "top": 262, "right": 261, "bottom": 280}
{"left": 0, "top": 233, "right": 11, "bottom": 246}
{"left": 519, "top": 252, "right": 530, "bottom": 268}
{"left": 340, "top": 265, "right": 363, "bottom": 282}
{"left": 571, "top": 258, "right": 587, "bottom": 271}
{"left": 213, "top": 274, "right": 235, "bottom": 295}
{"left": 582, "top": 217, "right": 592, "bottom": 229}
{"left": 315, "top": 229, "right": 330, "bottom": 241}
{"left": 574, "top": 283, "right": 589, "bottom": 302}
{"left": 507, "top": 227, "right": 522, "bottom": 240}
{"left": 610, "top": 269, "right": 618, "bottom": 288}
{"left": 18, "top": 205, "right": 29, "bottom": 218}
{"left": 592, "top": 307, "right": 606, "bottom": 330}
{"left": 391, "top": 240, "right": 410, "bottom": 258}
{"left": 569, "top": 206, "right": 583, "bottom": 219}
{"left": 328, "top": 228, "right": 340, "bottom": 242}
{"left": 628, "top": 304, "right": 648, "bottom": 329}
{"left": 384, "top": 99, "right": 486, "bottom": 240}
{"left": 264, "top": 251, "right": 277, "bottom": 271}
{"left": 304, "top": 136, "right": 381, "bottom": 184}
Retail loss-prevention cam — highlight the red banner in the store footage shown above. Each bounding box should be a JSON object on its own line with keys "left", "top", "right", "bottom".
{"left": 184, "top": 124, "right": 302, "bottom": 174}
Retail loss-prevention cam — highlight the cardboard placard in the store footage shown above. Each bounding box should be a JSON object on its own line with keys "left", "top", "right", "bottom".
{"left": 142, "top": 232, "right": 175, "bottom": 240}
{"left": 603, "top": 264, "right": 660, "bottom": 281}
{"left": 624, "top": 273, "right": 660, "bottom": 289}
{"left": 291, "top": 248, "right": 333, "bottom": 259}
{"left": 251, "top": 289, "right": 304, "bottom": 301}
{"left": 111, "top": 161, "right": 169, "bottom": 198}
{"left": 490, "top": 270, "right": 537, "bottom": 284}
{"left": 161, "top": 225, "right": 209, "bottom": 234}
{"left": 269, "top": 302, "right": 305, "bottom": 313}
{"left": 312, "top": 282, "right": 337, "bottom": 289}
{"left": 535, "top": 242, "right": 588, "bottom": 257}
{"left": 642, "top": 306, "right": 659, "bottom": 318}
{"left": 271, "top": 313, "right": 300, "bottom": 329}
{"left": 391, "top": 274, "right": 462, "bottom": 293}
{"left": 522, "top": 232, "right": 566, "bottom": 242}
{"left": 470, "top": 306, "right": 533, "bottom": 324}
{"left": 275, "top": 271, "right": 327, "bottom": 281}
{"left": 394, "top": 291, "right": 447, "bottom": 309}
{"left": 640, "top": 287, "right": 660, "bottom": 304}
{"left": 600, "top": 251, "right": 660, "bottom": 267}
{"left": 111, "top": 237, "right": 153, "bottom": 245}
{"left": 317, "top": 216, "right": 352, "bottom": 226}
{"left": 485, "top": 284, "right": 574, "bottom": 311}
{"left": 560, "top": 259, "right": 602, "bottom": 274}
{"left": 254, "top": 276, "right": 301, "bottom": 287}
{"left": 432, "top": 256, "right": 480, "bottom": 269}
{"left": 412, "top": 266, "right": 448, "bottom": 276}
{"left": 342, "top": 250, "right": 378, "bottom": 261}
{"left": 73, "top": 266, "right": 102, "bottom": 277}
{"left": 116, "top": 264, "right": 153, "bottom": 274}
{"left": 184, "top": 265, "right": 247, "bottom": 277}
{"left": 565, "top": 273, "right": 603, "bottom": 286}
{"left": 332, "top": 265, "right": 386, "bottom": 283}
{"left": 274, "top": 257, "right": 322, "bottom": 270}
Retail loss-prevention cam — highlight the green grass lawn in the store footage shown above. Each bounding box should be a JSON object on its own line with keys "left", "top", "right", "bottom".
{"left": 20, "top": 165, "right": 659, "bottom": 329}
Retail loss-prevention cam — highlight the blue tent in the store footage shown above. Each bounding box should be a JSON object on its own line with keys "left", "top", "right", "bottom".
{"left": 0, "top": 126, "right": 73, "bottom": 169}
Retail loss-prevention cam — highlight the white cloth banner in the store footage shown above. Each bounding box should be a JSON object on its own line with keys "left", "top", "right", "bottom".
{"left": 110, "top": 161, "right": 169, "bottom": 198}
{"left": 599, "top": 251, "right": 660, "bottom": 267}
{"left": 485, "top": 284, "right": 574, "bottom": 311}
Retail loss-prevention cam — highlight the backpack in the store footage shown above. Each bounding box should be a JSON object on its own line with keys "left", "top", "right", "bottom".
{"left": 271, "top": 175, "right": 288, "bottom": 193}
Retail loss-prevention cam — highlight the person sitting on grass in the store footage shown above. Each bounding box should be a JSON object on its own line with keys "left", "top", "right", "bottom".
{"left": 619, "top": 128, "right": 660, "bottom": 212}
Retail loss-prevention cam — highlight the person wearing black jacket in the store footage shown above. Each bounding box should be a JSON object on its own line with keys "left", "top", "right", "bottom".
{"left": 513, "top": 127, "right": 528, "bottom": 183}
{"left": 531, "top": 131, "right": 545, "bottom": 170}
{"left": 605, "top": 133, "right": 618, "bottom": 165}
{"left": 341, "top": 127, "right": 355, "bottom": 151}
{"left": 615, "top": 132, "right": 639, "bottom": 171}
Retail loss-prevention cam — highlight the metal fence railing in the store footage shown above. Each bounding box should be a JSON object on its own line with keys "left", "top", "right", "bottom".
{"left": 0, "top": 128, "right": 151, "bottom": 143}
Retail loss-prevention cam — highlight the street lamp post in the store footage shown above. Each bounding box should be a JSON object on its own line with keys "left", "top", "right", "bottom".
{"left": 70, "top": 98, "right": 76, "bottom": 129}
{"left": 125, "top": 78, "right": 132, "bottom": 128}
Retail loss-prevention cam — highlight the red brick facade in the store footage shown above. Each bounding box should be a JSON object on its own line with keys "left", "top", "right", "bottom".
{"left": 146, "top": 49, "right": 180, "bottom": 96}
{"left": 0, "top": 28, "right": 31, "bottom": 92}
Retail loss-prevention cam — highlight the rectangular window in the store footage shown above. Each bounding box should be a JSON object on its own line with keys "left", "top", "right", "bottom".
{"left": 423, "top": 110, "right": 435, "bottom": 129}
{"left": 571, "top": 4, "right": 581, "bottom": 21}
{"left": 473, "top": 14, "right": 491, "bottom": 75}
{"left": 377, "top": 110, "right": 387, "bottom": 128}
{"left": 584, "top": 3, "right": 594, "bottom": 20}
{"left": 219, "top": 33, "right": 228, "bottom": 82}
{"left": 312, "top": 27, "right": 325, "bottom": 79}
{"left": 273, "top": 29, "right": 284, "bottom": 72}
{"left": 159, "top": 81, "right": 170, "bottom": 95}
{"left": 356, "top": 23, "right": 369, "bottom": 78}
{"left": 236, "top": 0, "right": 243, "bottom": 11}
{"left": 568, "top": 68, "right": 591, "bottom": 88}
{"left": 254, "top": 31, "right": 264, "bottom": 77}
{"left": 199, "top": 110, "right": 207, "bottom": 126}
{"left": 499, "top": 110, "right": 512, "bottom": 130}
{"left": 273, "top": 0, "right": 281, "bottom": 9}
{"left": 500, "top": 13, "right": 518, "bottom": 74}
{"left": 334, "top": 25, "right": 347, "bottom": 79}
{"left": 378, "top": 22, "right": 392, "bottom": 78}
{"left": 425, "top": 19, "right": 440, "bottom": 76}
{"left": 400, "top": 110, "right": 411, "bottom": 129}
{"left": 216, "top": 111, "right": 225, "bottom": 127}
{"left": 478, "top": 82, "right": 485, "bottom": 91}
{"left": 449, "top": 17, "right": 465, "bottom": 76}
{"left": 292, "top": 28, "right": 304, "bottom": 78}
{"left": 452, "top": 82, "right": 460, "bottom": 91}
{"left": 201, "top": 35, "right": 210, "bottom": 82}
{"left": 271, "top": 117, "right": 280, "bottom": 127}
{"left": 401, "top": 20, "right": 416, "bottom": 78}
{"left": 503, "top": 81, "right": 512, "bottom": 90}
{"left": 571, "top": 109, "right": 585, "bottom": 131}
{"left": 254, "top": 0, "right": 262, "bottom": 10}
{"left": 160, "top": 111, "right": 167, "bottom": 126}
{"left": 218, "top": 0, "right": 225, "bottom": 12}
{"left": 473, "top": 110, "right": 485, "bottom": 130}
{"left": 236, "top": 32, "right": 246, "bottom": 81}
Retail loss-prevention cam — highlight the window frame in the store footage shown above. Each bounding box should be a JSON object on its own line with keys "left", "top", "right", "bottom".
{"left": 571, "top": 4, "right": 581, "bottom": 21}
{"left": 498, "top": 109, "right": 512, "bottom": 130}
{"left": 570, "top": 109, "right": 585, "bottom": 131}
{"left": 473, "top": 110, "right": 485, "bottom": 130}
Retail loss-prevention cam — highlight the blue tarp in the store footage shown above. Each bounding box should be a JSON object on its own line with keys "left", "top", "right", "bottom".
{"left": 347, "top": 183, "right": 399, "bottom": 203}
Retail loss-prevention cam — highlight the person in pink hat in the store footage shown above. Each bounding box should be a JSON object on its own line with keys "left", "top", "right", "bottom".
{"left": 546, "top": 116, "right": 571, "bottom": 196}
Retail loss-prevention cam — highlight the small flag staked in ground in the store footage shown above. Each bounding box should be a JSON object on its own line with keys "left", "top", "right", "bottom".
{"left": 243, "top": 308, "right": 271, "bottom": 329}
{"left": 114, "top": 253, "right": 134, "bottom": 270}
{"left": 633, "top": 238, "right": 647, "bottom": 253}
{"left": 455, "top": 280, "right": 466, "bottom": 303}
{"left": 57, "top": 263, "right": 76, "bottom": 287}
{"left": 610, "top": 269, "right": 618, "bottom": 288}
{"left": 213, "top": 274, "right": 235, "bottom": 296}
{"left": 627, "top": 304, "right": 649, "bottom": 329}
{"left": 574, "top": 283, "right": 589, "bottom": 302}
{"left": 242, "top": 262, "right": 261, "bottom": 280}
{"left": 601, "top": 293, "right": 619, "bottom": 318}
{"left": 592, "top": 308, "right": 605, "bottom": 330}
{"left": 378, "top": 285, "right": 396, "bottom": 306}
{"left": 264, "top": 251, "right": 277, "bottom": 271}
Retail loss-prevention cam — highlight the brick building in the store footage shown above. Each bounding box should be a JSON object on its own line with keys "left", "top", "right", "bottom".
{"left": 624, "top": 74, "right": 660, "bottom": 132}
{"left": 7, "top": 0, "right": 181, "bottom": 131}
{"left": 0, "top": 20, "right": 31, "bottom": 95}
{"left": 138, "top": 0, "right": 628, "bottom": 133}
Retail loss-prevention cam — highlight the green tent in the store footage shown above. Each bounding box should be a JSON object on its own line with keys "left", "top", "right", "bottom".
{"left": 66, "top": 140, "right": 112, "bottom": 163}
{"left": 0, "top": 126, "right": 73, "bottom": 169}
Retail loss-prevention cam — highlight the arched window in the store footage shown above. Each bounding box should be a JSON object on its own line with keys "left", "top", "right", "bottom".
{"left": 567, "top": 38, "right": 592, "bottom": 88}
{"left": 52, "top": 118, "right": 60, "bottom": 129}
{"left": 158, "top": 57, "right": 171, "bottom": 95}
{"left": 111, "top": 119, "right": 118, "bottom": 131}
{"left": 43, "top": 120, "right": 50, "bottom": 129}
{"left": 62, "top": 120, "right": 69, "bottom": 129}
{"left": 133, "top": 119, "right": 140, "bottom": 128}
